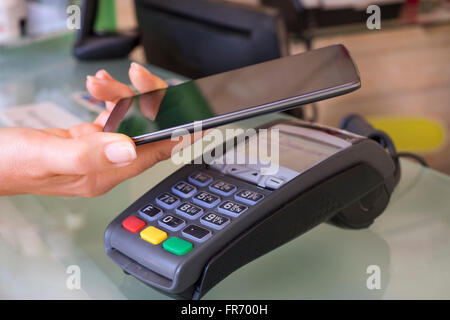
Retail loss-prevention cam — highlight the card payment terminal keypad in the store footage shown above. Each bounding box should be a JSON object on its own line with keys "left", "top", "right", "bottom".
{"left": 120, "top": 170, "right": 266, "bottom": 256}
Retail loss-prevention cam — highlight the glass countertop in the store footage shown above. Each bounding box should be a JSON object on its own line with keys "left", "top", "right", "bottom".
{"left": 0, "top": 34, "right": 449, "bottom": 299}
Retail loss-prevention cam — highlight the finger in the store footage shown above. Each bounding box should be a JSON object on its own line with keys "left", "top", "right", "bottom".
{"left": 42, "top": 128, "right": 71, "bottom": 138}
{"left": 105, "top": 101, "right": 116, "bottom": 111}
{"left": 42, "top": 124, "right": 105, "bottom": 139}
{"left": 41, "top": 132, "right": 137, "bottom": 175}
{"left": 134, "top": 130, "right": 206, "bottom": 167}
{"left": 94, "top": 110, "right": 111, "bottom": 127}
{"left": 87, "top": 131, "right": 208, "bottom": 196}
{"left": 86, "top": 75, "right": 134, "bottom": 106}
{"left": 105, "top": 131, "right": 205, "bottom": 181}
{"left": 152, "top": 130, "right": 208, "bottom": 162}
{"left": 68, "top": 123, "right": 103, "bottom": 138}
{"left": 93, "top": 137, "right": 187, "bottom": 192}
{"left": 95, "top": 69, "right": 113, "bottom": 80}
{"left": 129, "top": 62, "right": 167, "bottom": 93}
{"left": 91, "top": 70, "right": 129, "bottom": 111}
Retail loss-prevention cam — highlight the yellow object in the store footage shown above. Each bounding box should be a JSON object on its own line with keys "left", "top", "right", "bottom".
{"left": 140, "top": 226, "right": 167, "bottom": 245}
{"left": 368, "top": 116, "right": 445, "bottom": 153}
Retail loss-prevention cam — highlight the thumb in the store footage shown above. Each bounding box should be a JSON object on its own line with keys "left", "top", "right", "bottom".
{"left": 44, "top": 132, "right": 137, "bottom": 174}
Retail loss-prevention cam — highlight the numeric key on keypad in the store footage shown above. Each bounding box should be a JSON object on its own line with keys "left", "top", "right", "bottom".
{"left": 155, "top": 193, "right": 180, "bottom": 210}
{"left": 139, "top": 204, "right": 163, "bottom": 221}
{"left": 158, "top": 215, "right": 186, "bottom": 232}
{"left": 200, "top": 213, "right": 230, "bottom": 230}
{"left": 176, "top": 202, "right": 203, "bottom": 220}
{"left": 188, "top": 172, "right": 213, "bottom": 187}
{"left": 235, "top": 190, "right": 264, "bottom": 205}
{"left": 192, "top": 191, "right": 221, "bottom": 208}
{"left": 171, "top": 181, "right": 197, "bottom": 198}
{"left": 182, "top": 225, "right": 212, "bottom": 243}
{"left": 218, "top": 200, "right": 248, "bottom": 217}
{"left": 209, "top": 180, "right": 237, "bottom": 196}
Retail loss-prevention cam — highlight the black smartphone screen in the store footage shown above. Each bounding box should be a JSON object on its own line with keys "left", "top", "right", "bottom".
{"left": 103, "top": 45, "right": 360, "bottom": 144}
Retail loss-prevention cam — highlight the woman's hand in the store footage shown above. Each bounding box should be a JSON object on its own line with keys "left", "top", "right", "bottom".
{"left": 0, "top": 63, "right": 188, "bottom": 197}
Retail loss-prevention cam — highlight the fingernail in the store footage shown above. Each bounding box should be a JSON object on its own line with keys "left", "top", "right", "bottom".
{"left": 96, "top": 69, "right": 110, "bottom": 79}
{"left": 131, "top": 62, "right": 150, "bottom": 74}
{"left": 87, "top": 75, "right": 107, "bottom": 85}
{"left": 104, "top": 141, "right": 137, "bottom": 165}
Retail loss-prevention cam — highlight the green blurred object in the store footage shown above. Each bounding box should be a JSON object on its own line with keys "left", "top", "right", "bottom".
{"left": 94, "top": 0, "right": 117, "bottom": 32}
{"left": 115, "top": 81, "right": 215, "bottom": 137}
{"left": 118, "top": 116, "right": 155, "bottom": 138}
{"left": 155, "top": 81, "right": 215, "bottom": 129}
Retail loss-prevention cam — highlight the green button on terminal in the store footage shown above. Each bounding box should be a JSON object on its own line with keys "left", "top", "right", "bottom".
{"left": 163, "top": 237, "right": 193, "bottom": 255}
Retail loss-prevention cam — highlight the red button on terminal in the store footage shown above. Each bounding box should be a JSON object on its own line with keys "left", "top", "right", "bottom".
{"left": 122, "top": 216, "right": 146, "bottom": 233}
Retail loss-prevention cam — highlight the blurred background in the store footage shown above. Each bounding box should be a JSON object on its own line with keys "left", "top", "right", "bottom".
{"left": 0, "top": 0, "right": 449, "bottom": 173}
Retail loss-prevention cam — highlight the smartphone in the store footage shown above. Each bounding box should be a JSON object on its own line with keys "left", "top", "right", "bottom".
{"left": 103, "top": 44, "right": 360, "bottom": 145}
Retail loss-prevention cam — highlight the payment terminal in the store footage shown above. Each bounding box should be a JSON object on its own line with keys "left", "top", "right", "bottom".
{"left": 104, "top": 116, "right": 400, "bottom": 299}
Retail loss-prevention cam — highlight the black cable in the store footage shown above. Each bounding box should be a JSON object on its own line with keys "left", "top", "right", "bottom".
{"left": 367, "top": 130, "right": 401, "bottom": 186}
{"left": 367, "top": 131, "right": 429, "bottom": 188}
{"left": 339, "top": 114, "right": 429, "bottom": 191}
{"left": 394, "top": 152, "right": 429, "bottom": 168}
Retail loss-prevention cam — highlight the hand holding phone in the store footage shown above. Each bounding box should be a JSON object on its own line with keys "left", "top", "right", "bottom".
{"left": 103, "top": 45, "right": 361, "bottom": 145}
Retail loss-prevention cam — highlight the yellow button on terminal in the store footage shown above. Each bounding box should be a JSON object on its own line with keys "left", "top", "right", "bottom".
{"left": 140, "top": 226, "right": 167, "bottom": 245}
